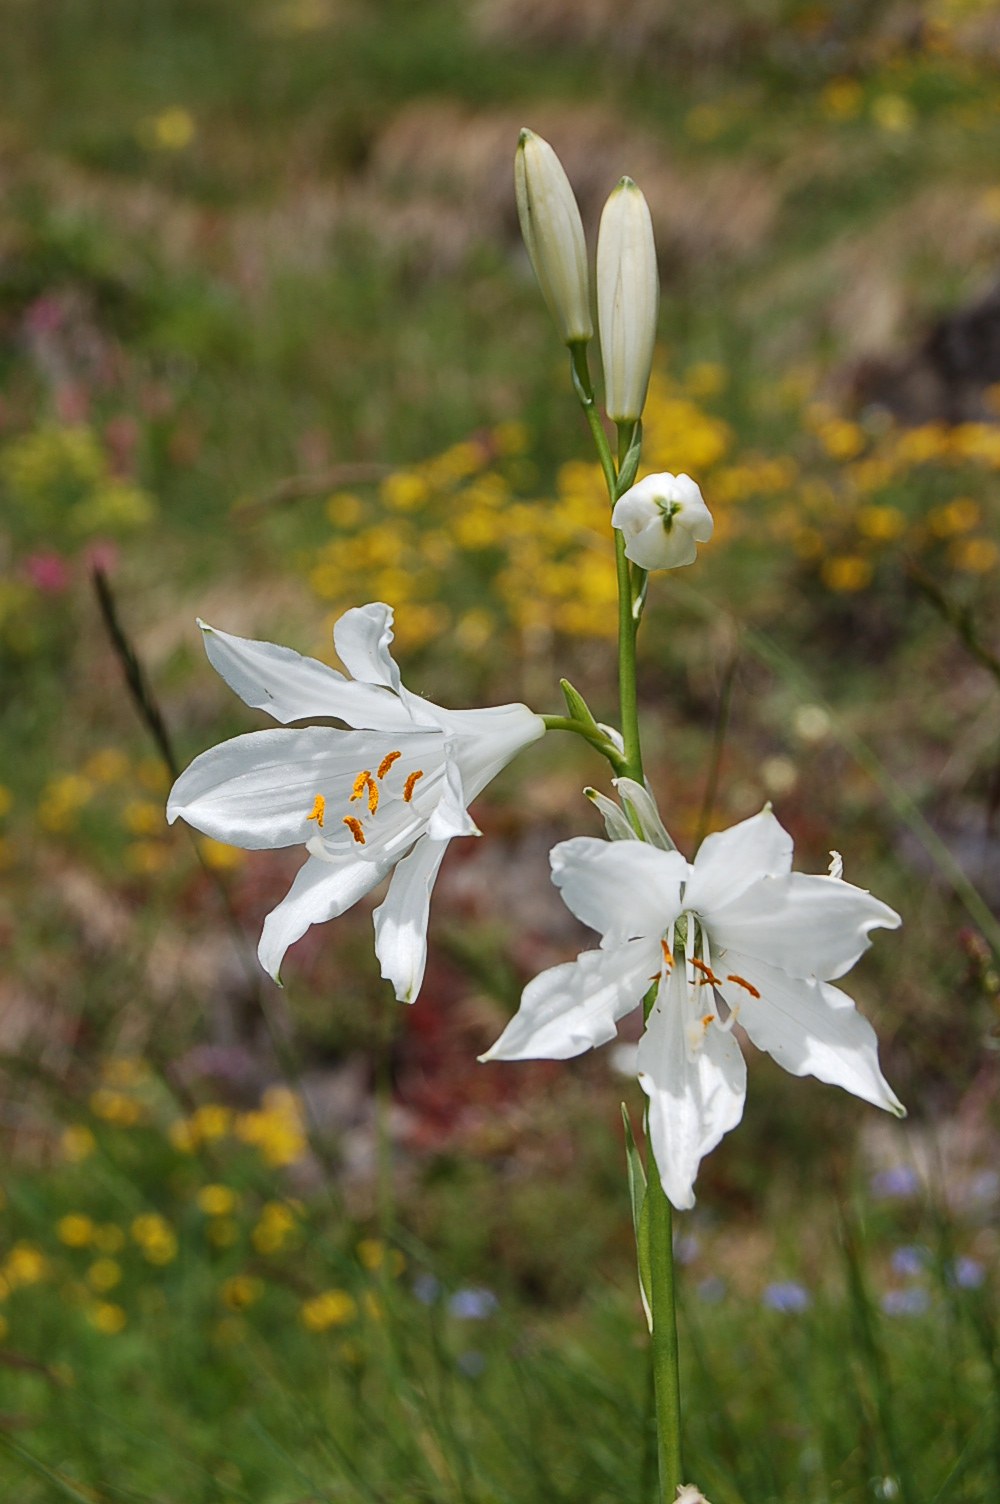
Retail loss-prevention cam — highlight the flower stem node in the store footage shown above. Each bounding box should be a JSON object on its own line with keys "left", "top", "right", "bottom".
{"left": 483, "top": 797, "right": 904, "bottom": 1210}
{"left": 166, "top": 604, "right": 544, "bottom": 1002}
{"left": 612, "top": 473, "right": 714, "bottom": 571}
{"left": 597, "top": 177, "right": 659, "bottom": 423}
{"left": 515, "top": 128, "right": 593, "bottom": 346}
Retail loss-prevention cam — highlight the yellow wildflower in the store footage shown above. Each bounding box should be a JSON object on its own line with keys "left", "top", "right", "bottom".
{"left": 89, "top": 1302, "right": 127, "bottom": 1334}
{"left": 301, "top": 1290, "right": 357, "bottom": 1331}
{"left": 821, "top": 555, "right": 873, "bottom": 592}
{"left": 197, "top": 1184, "right": 239, "bottom": 1217}
{"left": 57, "top": 1215, "right": 95, "bottom": 1249}
{"left": 221, "top": 1275, "right": 264, "bottom": 1311}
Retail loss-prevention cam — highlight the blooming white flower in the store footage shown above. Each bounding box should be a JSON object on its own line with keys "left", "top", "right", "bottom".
{"left": 611, "top": 472, "right": 714, "bottom": 571}
{"left": 515, "top": 128, "right": 593, "bottom": 345}
{"left": 167, "top": 603, "right": 545, "bottom": 1001}
{"left": 597, "top": 176, "right": 659, "bottom": 423}
{"left": 483, "top": 782, "right": 903, "bottom": 1209}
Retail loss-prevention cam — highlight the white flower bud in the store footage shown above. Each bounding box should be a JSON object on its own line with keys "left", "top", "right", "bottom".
{"left": 597, "top": 177, "right": 658, "bottom": 422}
{"left": 676, "top": 1486, "right": 712, "bottom": 1504}
{"left": 611, "top": 472, "right": 713, "bottom": 570}
{"left": 515, "top": 129, "right": 593, "bottom": 345}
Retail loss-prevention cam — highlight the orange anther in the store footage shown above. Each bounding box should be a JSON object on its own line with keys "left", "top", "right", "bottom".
{"left": 726, "top": 974, "right": 761, "bottom": 999}
{"left": 377, "top": 750, "right": 402, "bottom": 780}
{"left": 690, "top": 957, "right": 722, "bottom": 986}
{"left": 306, "top": 794, "right": 326, "bottom": 828}
{"left": 366, "top": 777, "right": 379, "bottom": 814}
{"left": 701, "top": 1014, "right": 714, "bottom": 1028}
{"left": 402, "top": 770, "right": 424, "bottom": 803}
{"left": 342, "top": 816, "right": 366, "bottom": 845}
{"left": 350, "top": 771, "right": 373, "bottom": 802}
{"left": 660, "top": 940, "right": 675, "bottom": 969}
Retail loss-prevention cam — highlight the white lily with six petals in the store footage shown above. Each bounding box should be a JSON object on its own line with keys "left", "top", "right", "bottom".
{"left": 167, "top": 603, "right": 545, "bottom": 1001}
{"left": 483, "top": 782, "right": 903, "bottom": 1209}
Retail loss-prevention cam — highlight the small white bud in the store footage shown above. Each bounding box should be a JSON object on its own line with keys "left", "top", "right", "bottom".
{"left": 597, "top": 177, "right": 658, "bottom": 422}
{"left": 611, "top": 472, "right": 713, "bottom": 570}
{"left": 515, "top": 129, "right": 593, "bottom": 345}
{"left": 676, "top": 1486, "right": 712, "bottom": 1504}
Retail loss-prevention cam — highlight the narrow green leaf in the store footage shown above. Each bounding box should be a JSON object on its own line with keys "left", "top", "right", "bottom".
{"left": 621, "top": 1102, "right": 653, "bottom": 1331}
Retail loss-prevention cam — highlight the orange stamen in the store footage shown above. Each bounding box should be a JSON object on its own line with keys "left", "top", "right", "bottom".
{"left": 690, "top": 957, "right": 722, "bottom": 986}
{"left": 726, "top": 974, "right": 761, "bottom": 999}
{"left": 342, "top": 816, "right": 366, "bottom": 845}
{"left": 377, "top": 750, "right": 402, "bottom": 780}
{"left": 702, "top": 1014, "right": 715, "bottom": 1028}
{"left": 350, "top": 771, "right": 372, "bottom": 802}
{"left": 660, "top": 940, "right": 675, "bottom": 969}
{"left": 402, "top": 770, "right": 424, "bottom": 803}
{"left": 306, "top": 794, "right": 326, "bottom": 828}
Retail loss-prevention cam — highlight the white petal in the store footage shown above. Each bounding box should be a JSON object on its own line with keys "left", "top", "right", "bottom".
{"left": 683, "top": 808, "right": 793, "bottom": 913}
{"left": 257, "top": 853, "right": 387, "bottom": 982}
{"left": 481, "top": 938, "right": 660, "bottom": 1061}
{"left": 166, "top": 727, "right": 405, "bottom": 849}
{"left": 586, "top": 787, "right": 637, "bottom": 842}
{"left": 427, "top": 757, "right": 479, "bottom": 840}
{"left": 438, "top": 703, "right": 546, "bottom": 800}
{"left": 626, "top": 518, "right": 698, "bottom": 571}
{"left": 719, "top": 953, "right": 905, "bottom": 1116}
{"left": 614, "top": 777, "right": 677, "bottom": 850}
{"left": 638, "top": 964, "right": 747, "bottom": 1210}
{"left": 373, "top": 837, "right": 449, "bottom": 1003}
{"left": 198, "top": 620, "right": 415, "bottom": 732}
{"left": 551, "top": 837, "right": 687, "bottom": 944}
{"left": 333, "top": 603, "right": 402, "bottom": 692}
{"left": 708, "top": 872, "right": 901, "bottom": 981}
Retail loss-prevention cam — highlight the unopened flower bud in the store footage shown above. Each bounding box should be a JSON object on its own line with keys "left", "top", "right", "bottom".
{"left": 597, "top": 177, "right": 658, "bottom": 422}
{"left": 515, "top": 129, "right": 593, "bottom": 345}
{"left": 611, "top": 472, "right": 713, "bottom": 570}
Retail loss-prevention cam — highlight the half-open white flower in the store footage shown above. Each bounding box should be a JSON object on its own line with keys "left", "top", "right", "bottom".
{"left": 611, "top": 472, "right": 713, "bottom": 570}
{"left": 167, "top": 603, "right": 544, "bottom": 1001}
{"left": 483, "top": 788, "right": 903, "bottom": 1209}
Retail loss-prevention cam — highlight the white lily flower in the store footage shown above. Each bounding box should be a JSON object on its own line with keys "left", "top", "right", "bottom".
{"left": 515, "top": 128, "right": 593, "bottom": 346}
{"left": 483, "top": 795, "right": 903, "bottom": 1209}
{"left": 597, "top": 176, "right": 659, "bottom": 423}
{"left": 611, "top": 472, "right": 714, "bottom": 571}
{"left": 167, "top": 603, "right": 544, "bottom": 1001}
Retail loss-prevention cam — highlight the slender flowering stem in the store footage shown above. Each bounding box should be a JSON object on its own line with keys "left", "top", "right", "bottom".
{"left": 570, "top": 374, "right": 682, "bottom": 1500}
{"left": 541, "top": 715, "right": 629, "bottom": 774}
{"left": 646, "top": 1148, "right": 683, "bottom": 1499}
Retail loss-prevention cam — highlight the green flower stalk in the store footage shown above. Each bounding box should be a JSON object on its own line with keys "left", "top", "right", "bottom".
{"left": 515, "top": 128, "right": 593, "bottom": 346}
{"left": 597, "top": 177, "right": 659, "bottom": 423}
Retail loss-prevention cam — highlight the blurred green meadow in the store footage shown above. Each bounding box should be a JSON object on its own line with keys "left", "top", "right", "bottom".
{"left": 1, "top": 0, "right": 999, "bottom": 1498}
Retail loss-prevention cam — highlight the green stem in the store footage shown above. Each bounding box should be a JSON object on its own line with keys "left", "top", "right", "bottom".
{"left": 571, "top": 346, "right": 684, "bottom": 1498}
{"left": 614, "top": 423, "right": 643, "bottom": 783}
{"left": 570, "top": 342, "right": 618, "bottom": 499}
{"left": 646, "top": 1162, "right": 683, "bottom": 1500}
{"left": 540, "top": 715, "right": 628, "bottom": 774}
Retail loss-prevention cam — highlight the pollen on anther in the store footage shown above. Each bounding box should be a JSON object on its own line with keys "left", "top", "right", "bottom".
{"left": 350, "top": 771, "right": 373, "bottom": 802}
{"left": 342, "top": 815, "right": 366, "bottom": 845}
{"left": 402, "top": 770, "right": 424, "bottom": 803}
{"left": 726, "top": 974, "right": 761, "bottom": 999}
{"left": 377, "top": 750, "right": 402, "bottom": 780}
{"left": 306, "top": 794, "right": 326, "bottom": 828}
{"left": 701, "top": 1014, "right": 715, "bottom": 1028}
{"left": 690, "top": 956, "right": 722, "bottom": 986}
{"left": 660, "top": 940, "right": 675, "bottom": 969}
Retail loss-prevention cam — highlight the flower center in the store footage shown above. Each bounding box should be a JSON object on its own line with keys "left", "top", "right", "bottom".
{"left": 306, "top": 749, "right": 427, "bottom": 851}
{"left": 660, "top": 912, "right": 759, "bottom": 1056}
